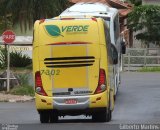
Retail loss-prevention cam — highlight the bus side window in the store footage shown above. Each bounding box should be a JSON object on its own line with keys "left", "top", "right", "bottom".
{"left": 104, "top": 23, "right": 112, "bottom": 64}
{"left": 114, "top": 15, "right": 119, "bottom": 44}
{"left": 104, "top": 22, "right": 118, "bottom": 65}
{"left": 111, "top": 44, "right": 118, "bottom": 65}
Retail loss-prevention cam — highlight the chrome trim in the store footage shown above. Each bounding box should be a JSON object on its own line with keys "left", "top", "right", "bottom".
{"left": 52, "top": 88, "right": 92, "bottom": 96}
{"left": 53, "top": 95, "right": 89, "bottom": 110}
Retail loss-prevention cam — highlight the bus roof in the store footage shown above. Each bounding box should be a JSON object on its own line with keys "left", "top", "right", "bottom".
{"left": 60, "top": 2, "right": 118, "bottom": 18}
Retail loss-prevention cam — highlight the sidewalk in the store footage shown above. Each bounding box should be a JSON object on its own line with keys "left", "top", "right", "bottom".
{"left": 0, "top": 92, "right": 34, "bottom": 102}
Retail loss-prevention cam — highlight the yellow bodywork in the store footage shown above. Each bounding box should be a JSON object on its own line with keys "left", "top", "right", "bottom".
{"left": 33, "top": 18, "right": 114, "bottom": 111}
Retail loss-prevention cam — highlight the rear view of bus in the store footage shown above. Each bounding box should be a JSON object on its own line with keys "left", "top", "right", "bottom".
{"left": 33, "top": 17, "right": 114, "bottom": 123}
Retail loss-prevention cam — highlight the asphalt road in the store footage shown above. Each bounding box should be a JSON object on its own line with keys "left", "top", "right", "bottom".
{"left": 0, "top": 72, "right": 160, "bottom": 130}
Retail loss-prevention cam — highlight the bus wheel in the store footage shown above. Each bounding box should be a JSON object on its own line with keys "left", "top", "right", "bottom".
{"left": 92, "top": 108, "right": 111, "bottom": 122}
{"left": 40, "top": 111, "right": 50, "bottom": 123}
{"left": 106, "top": 107, "right": 112, "bottom": 122}
{"left": 106, "top": 96, "right": 112, "bottom": 122}
{"left": 50, "top": 111, "right": 58, "bottom": 123}
{"left": 92, "top": 111, "right": 106, "bottom": 122}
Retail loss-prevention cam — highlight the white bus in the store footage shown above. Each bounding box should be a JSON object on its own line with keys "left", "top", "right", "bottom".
{"left": 60, "top": 2, "right": 126, "bottom": 99}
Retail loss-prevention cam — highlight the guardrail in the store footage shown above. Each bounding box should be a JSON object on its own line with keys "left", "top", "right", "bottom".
{"left": 123, "top": 48, "right": 160, "bottom": 71}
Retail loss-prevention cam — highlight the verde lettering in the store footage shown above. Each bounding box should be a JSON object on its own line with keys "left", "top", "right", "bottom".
{"left": 77, "top": 26, "right": 83, "bottom": 31}
{"left": 73, "top": 26, "right": 78, "bottom": 31}
{"left": 62, "top": 25, "right": 89, "bottom": 32}
{"left": 62, "top": 26, "right": 67, "bottom": 32}
{"left": 84, "top": 25, "right": 89, "bottom": 32}
{"left": 67, "top": 26, "right": 72, "bottom": 32}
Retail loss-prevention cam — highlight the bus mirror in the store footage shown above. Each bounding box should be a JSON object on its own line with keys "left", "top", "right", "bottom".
{"left": 111, "top": 44, "right": 118, "bottom": 65}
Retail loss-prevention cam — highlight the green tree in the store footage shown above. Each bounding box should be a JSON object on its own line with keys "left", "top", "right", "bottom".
{"left": 128, "top": 5, "right": 160, "bottom": 46}
{"left": 0, "top": 0, "right": 69, "bottom": 31}
{"left": 126, "top": 0, "right": 142, "bottom": 6}
{"left": 0, "top": 16, "right": 13, "bottom": 34}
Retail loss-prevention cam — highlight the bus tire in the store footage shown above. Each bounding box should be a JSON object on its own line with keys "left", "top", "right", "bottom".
{"left": 106, "top": 95, "right": 112, "bottom": 122}
{"left": 92, "top": 108, "right": 111, "bottom": 122}
{"left": 50, "top": 111, "right": 58, "bottom": 123}
{"left": 40, "top": 111, "right": 50, "bottom": 123}
{"left": 92, "top": 111, "right": 106, "bottom": 122}
{"left": 106, "top": 108, "right": 112, "bottom": 122}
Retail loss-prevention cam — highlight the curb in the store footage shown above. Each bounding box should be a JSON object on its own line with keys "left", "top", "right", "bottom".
{"left": 0, "top": 98, "right": 35, "bottom": 103}
{"left": 8, "top": 97, "right": 35, "bottom": 103}
{"left": 0, "top": 95, "right": 35, "bottom": 103}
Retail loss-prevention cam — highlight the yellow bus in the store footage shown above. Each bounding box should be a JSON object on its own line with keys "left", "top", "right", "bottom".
{"left": 33, "top": 17, "right": 118, "bottom": 123}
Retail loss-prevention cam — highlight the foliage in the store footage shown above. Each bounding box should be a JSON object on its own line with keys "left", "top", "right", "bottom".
{"left": 10, "top": 85, "right": 34, "bottom": 96}
{"left": 0, "top": 0, "right": 69, "bottom": 32}
{"left": 138, "top": 67, "right": 160, "bottom": 72}
{"left": 10, "top": 51, "right": 32, "bottom": 67}
{"left": 16, "top": 74, "right": 29, "bottom": 86}
{"left": 128, "top": 5, "right": 160, "bottom": 46}
{"left": 126, "top": 0, "right": 142, "bottom": 6}
{"left": 0, "top": 47, "right": 32, "bottom": 68}
{"left": 25, "top": 64, "right": 32, "bottom": 70}
{"left": 0, "top": 16, "right": 13, "bottom": 34}
{"left": 0, "top": 46, "right": 7, "bottom": 68}
{"left": 10, "top": 74, "right": 34, "bottom": 96}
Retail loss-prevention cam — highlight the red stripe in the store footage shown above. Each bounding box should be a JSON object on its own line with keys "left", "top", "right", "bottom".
{"left": 47, "top": 42, "right": 91, "bottom": 45}
{"left": 61, "top": 18, "right": 75, "bottom": 20}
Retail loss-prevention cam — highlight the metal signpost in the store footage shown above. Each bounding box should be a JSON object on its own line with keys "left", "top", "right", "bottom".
{"left": 2, "top": 30, "right": 16, "bottom": 92}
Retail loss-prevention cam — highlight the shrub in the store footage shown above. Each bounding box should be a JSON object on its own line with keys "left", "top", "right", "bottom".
{"left": 10, "top": 74, "right": 34, "bottom": 96}
{"left": 0, "top": 47, "right": 32, "bottom": 68}
{"left": 10, "top": 85, "right": 34, "bottom": 96}
{"left": 10, "top": 51, "right": 32, "bottom": 67}
{"left": 0, "top": 46, "right": 7, "bottom": 69}
{"left": 16, "top": 74, "right": 29, "bottom": 86}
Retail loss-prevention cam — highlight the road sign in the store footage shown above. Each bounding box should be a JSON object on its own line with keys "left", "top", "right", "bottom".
{"left": 2, "top": 30, "right": 16, "bottom": 44}
{"left": 1, "top": 30, "right": 16, "bottom": 92}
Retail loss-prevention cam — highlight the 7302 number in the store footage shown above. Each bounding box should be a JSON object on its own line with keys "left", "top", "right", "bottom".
{"left": 40, "top": 69, "right": 60, "bottom": 76}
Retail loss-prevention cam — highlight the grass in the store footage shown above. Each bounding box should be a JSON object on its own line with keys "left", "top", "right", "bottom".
{"left": 9, "top": 73, "right": 34, "bottom": 96}
{"left": 0, "top": 100, "right": 8, "bottom": 102}
{"left": 0, "top": 72, "right": 34, "bottom": 96}
{"left": 138, "top": 67, "right": 160, "bottom": 72}
{"left": 10, "top": 85, "right": 34, "bottom": 96}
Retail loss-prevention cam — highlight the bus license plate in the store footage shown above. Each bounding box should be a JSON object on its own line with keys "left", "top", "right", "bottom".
{"left": 65, "top": 99, "right": 77, "bottom": 104}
